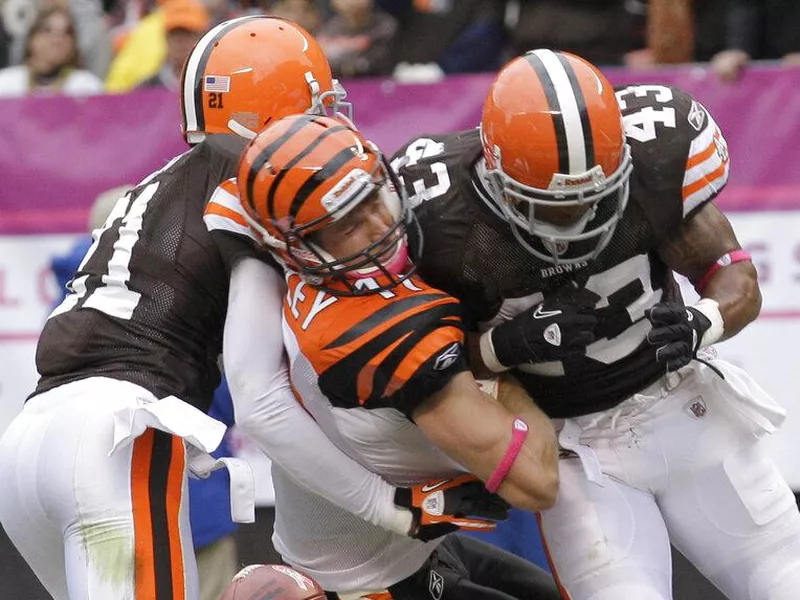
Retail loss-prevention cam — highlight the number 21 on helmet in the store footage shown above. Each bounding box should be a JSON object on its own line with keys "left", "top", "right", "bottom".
{"left": 180, "top": 16, "right": 351, "bottom": 145}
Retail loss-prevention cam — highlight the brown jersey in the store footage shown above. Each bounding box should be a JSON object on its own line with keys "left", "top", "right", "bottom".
{"left": 393, "top": 85, "right": 731, "bottom": 417}
{"left": 33, "top": 135, "right": 260, "bottom": 412}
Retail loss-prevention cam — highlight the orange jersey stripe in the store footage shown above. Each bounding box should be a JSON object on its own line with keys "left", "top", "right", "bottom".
{"left": 363, "top": 593, "right": 394, "bottom": 600}
{"left": 685, "top": 140, "right": 717, "bottom": 171}
{"left": 682, "top": 162, "right": 728, "bottom": 201}
{"left": 363, "top": 334, "right": 411, "bottom": 400}
{"left": 218, "top": 178, "right": 238, "bottom": 195}
{"left": 205, "top": 201, "right": 248, "bottom": 227}
{"left": 388, "top": 324, "right": 464, "bottom": 394}
{"left": 166, "top": 436, "right": 186, "bottom": 600}
{"left": 131, "top": 430, "right": 157, "bottom": 599}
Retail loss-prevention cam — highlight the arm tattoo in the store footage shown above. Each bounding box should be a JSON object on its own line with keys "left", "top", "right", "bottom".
{"left": 657, "top": 203, "right": 741, "bottom": 282}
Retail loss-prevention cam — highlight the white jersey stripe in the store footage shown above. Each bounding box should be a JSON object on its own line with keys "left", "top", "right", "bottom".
{"left": 208, "top": 181, "right": 246, "bottom": 215}
{"left": 534, "top": 49, "right": 587, "bottom": 174}
{"left": 684, "top": 164, "right": 730, "bottom": 215}
{"left": 684, "top": 151, "right": 723, "bottom": 189}
{"left": 203, "top": 213, "right": 259, "bottom": 242}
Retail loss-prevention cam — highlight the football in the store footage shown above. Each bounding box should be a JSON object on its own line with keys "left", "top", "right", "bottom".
{"left": 221, "top": 564, "right": 327, "bottom": 600}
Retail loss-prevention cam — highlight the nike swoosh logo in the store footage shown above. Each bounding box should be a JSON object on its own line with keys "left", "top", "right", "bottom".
{"left": 532, "top": 305, "right": 562, "bottom": 319}
{"left": 420, "top": 479, "right": 452, "bottom": 493}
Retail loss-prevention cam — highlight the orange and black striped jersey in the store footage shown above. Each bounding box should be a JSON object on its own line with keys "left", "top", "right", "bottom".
{"left": 282, "top": 272, "right": 468, "bottom": 418}
{"left": 393, "top": 85, "right": 731, "bottom": 418}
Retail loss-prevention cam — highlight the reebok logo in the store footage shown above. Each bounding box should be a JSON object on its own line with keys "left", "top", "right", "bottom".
{"left": 420, "top": 479, "right": 451, "bottom": 493}
{"left": 433, "top": 343, "right": 460, "bottom": 371}
{"left": 429, "top": 570, "right": 444, "bottom": 600}
{"left": 532, "top": 305, "right": 562, "bottom": 320}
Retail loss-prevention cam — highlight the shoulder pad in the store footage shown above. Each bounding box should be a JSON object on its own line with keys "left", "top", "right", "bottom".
{"left": 204, "top": 178, "right": 259, "bottom": 243}
{"left": 615, "top": 85, "right": 730, "bottom": 235}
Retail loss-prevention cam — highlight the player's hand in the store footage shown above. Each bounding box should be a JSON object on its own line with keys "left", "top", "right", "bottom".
{"left": 483, "top": 283, "right": 598, "bottom": 370}
{"left": 394, "top": 474, "right": 511, "bottom": 542}
{"left": 645, "top": 302, "right": 711, "bottom": 372}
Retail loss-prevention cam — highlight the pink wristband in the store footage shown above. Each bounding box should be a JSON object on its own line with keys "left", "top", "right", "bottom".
{"left": 695, "top": 249, "right": 752, "bottom": 294}
{"left": 485, "top": 418, "right": 529, "bottom": 493}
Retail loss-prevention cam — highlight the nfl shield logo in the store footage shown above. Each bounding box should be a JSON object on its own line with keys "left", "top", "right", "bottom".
{"left": 686, "top": 396, "right": 707, "bottom": 418}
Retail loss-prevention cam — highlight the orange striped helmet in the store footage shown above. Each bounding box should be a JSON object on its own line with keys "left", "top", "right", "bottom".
{"left": 239, "top": 115, "right": 420, "bottom": 295}
{"left": 480, "top": 49, "right": 633, "bottom": 265}
{"left": 180, "top": 16, "right": 351, "bottom": 145}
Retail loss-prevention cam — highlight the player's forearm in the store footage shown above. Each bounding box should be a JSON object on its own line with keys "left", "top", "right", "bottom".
{"left": 492, "top": 376, "right": 559, "bottom": 510}
{"left": 658, "top": 203, "right": 761, "bottom": 341}
{"left": 699, "top": 261, "right": 761, "bottom": 340}
{"left": 413, "top": 372, "right": 559, "bottom": 511}
{"left": 231, "top": 382, "right": 404, "bottom": 532}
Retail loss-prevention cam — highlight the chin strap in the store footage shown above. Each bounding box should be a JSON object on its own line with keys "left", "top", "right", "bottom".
{"left": 227, "top": 119, "right": 257, "bottom": 140}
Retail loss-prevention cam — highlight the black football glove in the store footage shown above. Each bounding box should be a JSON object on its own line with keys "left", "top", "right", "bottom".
{"left": 645, "top": 302, "right": 712, "bottom": 372}
{"left": 484, "top": 283, "right": 599, "bottom": 370}
{"left": 394, "top": 475, "right": 511, "bottom": 542}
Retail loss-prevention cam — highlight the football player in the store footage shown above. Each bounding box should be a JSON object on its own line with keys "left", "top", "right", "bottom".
{"left": 392, "top": 49, "right": 800, "bottom": 599}
{"left": 0, "top": 17, "right": 489, "bottom": 600}
{"left": 234, "top": 114, "right": 562, "bottom": 600}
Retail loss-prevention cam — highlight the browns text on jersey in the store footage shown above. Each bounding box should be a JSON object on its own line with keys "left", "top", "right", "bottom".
{"left": 393, "top": 85, "right": 730, "bottom": 417}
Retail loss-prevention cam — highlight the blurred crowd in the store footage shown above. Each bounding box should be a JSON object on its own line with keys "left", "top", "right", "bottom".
{"left": 0, "top": 0, "right": 799, "bottom": 97}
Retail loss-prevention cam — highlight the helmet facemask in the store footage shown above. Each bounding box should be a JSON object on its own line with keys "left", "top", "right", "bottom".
{"left": 226, "top": 75, "right": 353, "bottom": 142}
{"left": 484, "top": 141, "right": 633, "bottom": 265}
{"left": 312, "top": 76, "right": 353, "bottom": 124}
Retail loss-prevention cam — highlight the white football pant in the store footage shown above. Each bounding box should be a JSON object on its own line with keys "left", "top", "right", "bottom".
{"left": 0, "top": 378, "right": 198, "bottom": 600}
{"left": 539, "top": 359, "right": 800, "bottom": 600}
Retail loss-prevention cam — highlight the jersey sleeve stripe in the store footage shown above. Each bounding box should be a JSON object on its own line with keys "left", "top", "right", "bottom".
{"left": 205, "top": 201, "right": 248, "bottom": 227}
{"left": 203, "top": 213, "right": 259, "bottom": 241}
{"left": 206, "top": 181, "right": 245, "bottom": 214}
{"left": 683, "top": 161, "right": 728, "bottom": 199}
{"left": 682, "top": 162, "right": 730, "bottom": 213}
{"left": 685, "top": 140, "right": 717, "bottom": 171}
{"left": 218, "top": 178, "right": 238, "bottom": 195}
{"left": 683, "top": 148, "right": 724, "bottom": 193}
{"left": 681, "top": 111, "right": 731, "bottom": 214}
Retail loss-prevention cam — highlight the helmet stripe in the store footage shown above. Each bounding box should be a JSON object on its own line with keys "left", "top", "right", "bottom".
{"left": 524, "top": 51, "right": 569, "bottom": 175}
{"left": 182, "top": 15, "right": 262, "bottom": 136}
{"left": 555, "top": 53, "right": 595, "bottom": 170}
{"left": 289, "top": 146, "right": 361, "bottom": 219}
{"left": 525, "top": 49, "right": 589, "bottom": 175}
{"left": 267, "top": 124, "right": 350, "bottom": 219}
{"left": 244, "top": 115, "right": 318, "bottom": 215}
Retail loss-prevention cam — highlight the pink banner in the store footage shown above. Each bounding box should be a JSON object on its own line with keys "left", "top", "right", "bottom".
{"left": 2, "top": 65, "right": 800, "bottom": 234}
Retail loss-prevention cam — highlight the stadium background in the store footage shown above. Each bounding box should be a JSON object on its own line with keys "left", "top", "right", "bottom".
{"left": 1, "top": 63, "right": 800, "bottom": 599}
